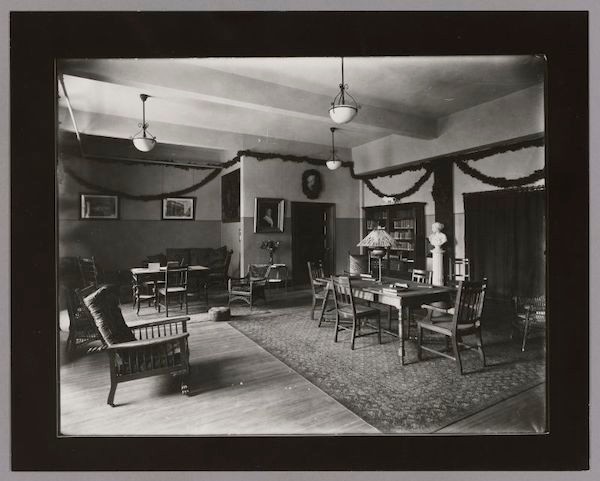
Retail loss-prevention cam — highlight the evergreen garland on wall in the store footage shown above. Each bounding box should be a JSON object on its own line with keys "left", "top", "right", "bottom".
{"left": 62, "top": 135, "right": 544, "bottom": 201}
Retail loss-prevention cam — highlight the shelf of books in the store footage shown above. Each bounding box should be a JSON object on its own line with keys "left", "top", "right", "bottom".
{"left": 363, "top": 202, "right": 426, "bottom": 278}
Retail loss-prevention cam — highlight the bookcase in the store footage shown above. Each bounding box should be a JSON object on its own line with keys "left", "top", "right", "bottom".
{"left": 363, "top": 202, "right": 426, "bottom": 278}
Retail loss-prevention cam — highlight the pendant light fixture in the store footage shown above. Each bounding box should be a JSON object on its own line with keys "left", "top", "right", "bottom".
{"left": 329, "top": 57, "right": 359, "bottom": 124}
{"left": 132, "top": 94, "right": 157, "bottom": 152}
{"left": 326, "top": 127, "right": 342, "bottom": 171}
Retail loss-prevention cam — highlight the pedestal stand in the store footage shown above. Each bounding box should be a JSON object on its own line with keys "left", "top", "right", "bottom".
{"left": 431, "top": 246, "right": 445, "bottom": 286}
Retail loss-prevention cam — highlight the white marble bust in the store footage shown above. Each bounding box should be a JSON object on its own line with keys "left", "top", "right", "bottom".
{"left": 428, "top": 222, "right": 447, "bottom": 248}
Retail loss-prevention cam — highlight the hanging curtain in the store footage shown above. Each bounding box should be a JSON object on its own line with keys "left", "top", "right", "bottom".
{"left": 464, "top": 188, "right": 546, "bottom": 300}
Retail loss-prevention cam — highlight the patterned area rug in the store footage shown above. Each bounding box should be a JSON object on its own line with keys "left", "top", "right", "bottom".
{"left": 229, "top": 294, "right": 545, "bottom": 433}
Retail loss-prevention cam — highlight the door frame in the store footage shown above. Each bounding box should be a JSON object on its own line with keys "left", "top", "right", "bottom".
{"left": 290, "top": 201, "right": 336, "bottom": 285}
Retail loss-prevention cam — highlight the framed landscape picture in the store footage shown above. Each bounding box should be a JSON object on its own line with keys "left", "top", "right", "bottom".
{"left": 162, "top": 197, "right": 195, "bottom": 220}
{"left": 254, "top": 197, "right": 285, "bottom": 233}
{"left": 80, "top": 194, "right": 119, "bottom": 219}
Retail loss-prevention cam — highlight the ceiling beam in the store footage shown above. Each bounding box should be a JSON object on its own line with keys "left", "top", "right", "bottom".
{"left": 59, "top": 59, "right": 438, "bottom": 140}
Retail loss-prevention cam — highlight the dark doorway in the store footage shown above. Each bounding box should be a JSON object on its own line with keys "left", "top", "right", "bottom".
{"left": 464, "top": 187, "right": 546, "bottom": 300}
{"left": 291, "top": 202, "right": 335, "bottom": 285}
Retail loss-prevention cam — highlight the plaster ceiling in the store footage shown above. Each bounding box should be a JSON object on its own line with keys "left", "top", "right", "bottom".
{"left": 58, "top": 56, "right": 544, "bottom": 163}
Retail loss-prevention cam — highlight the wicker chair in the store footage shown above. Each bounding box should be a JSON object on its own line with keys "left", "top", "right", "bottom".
{"left": 228, "top": 264, "right": 268, "bottom": 311}
{"left": 83, "top": 284, "right": 191, "bottom": 406}
{"left": 64, "top": 284, "right": 104, "bottom": 353}
{"left": 512, "top": 295, "right": 546, "bottom": 351}
{"left": 417, "top": 279, "right": 487, "bottom": 375}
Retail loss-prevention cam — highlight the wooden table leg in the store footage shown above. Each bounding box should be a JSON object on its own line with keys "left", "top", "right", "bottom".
{"left": 398, "top": 301, "right": 405, "bottom": 365}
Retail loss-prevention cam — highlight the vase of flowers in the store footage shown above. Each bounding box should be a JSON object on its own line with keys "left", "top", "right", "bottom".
{"left": 260, "top": 240, "right": 281, "bottom": 265}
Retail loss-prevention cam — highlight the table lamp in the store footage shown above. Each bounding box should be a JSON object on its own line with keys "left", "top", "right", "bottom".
{"left": 357, "top": 227, "right": 398, "bottom": 282}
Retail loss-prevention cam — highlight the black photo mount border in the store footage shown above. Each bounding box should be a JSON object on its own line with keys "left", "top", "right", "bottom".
{"left": 11, "top": 10, "right": 588, "bottom": 471}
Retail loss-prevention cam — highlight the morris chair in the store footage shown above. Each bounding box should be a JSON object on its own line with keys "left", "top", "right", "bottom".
{"left": 417, "top": 279, "right": 487, "bottom": 375}
{"left": 84, "top": 284, "right": 191, "bottom": 406}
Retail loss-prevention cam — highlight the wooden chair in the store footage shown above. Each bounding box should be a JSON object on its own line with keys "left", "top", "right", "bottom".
{"left": 64, "top": 284, "right": 104, "bottom": 353}
{"left": 83, "top": 285, "right": 190, "bottom": 406}
{"left": 131, "top": 272, "right": 157, "bottom": 315}
{"left": 448, "top": 258, "right": 470, "bottom": 285}
{"left": 228, "top": 264, "right": 268, "bottom": 311}
{"left": 157, "top": 265, "right": 189, "bottom": 317}
{"left": 78, "top": 256, "right": 99, "bottom": 288}
{"left": 417, "top": 279, "right": 487, "bottom": 375}
{"left": 331, "top": 276, "right": 382, "bottom": 350}
{"left": 307, "top": 261, "right": 330, "bottom": 325}
{"left": 512, "top": 295, "right": 546, "bottom": 351}
{"left": 206, "top": 249, "right": 233, "bottom": 289}
{"left": 411, "top": 268, "right": 433, "bottom": 284}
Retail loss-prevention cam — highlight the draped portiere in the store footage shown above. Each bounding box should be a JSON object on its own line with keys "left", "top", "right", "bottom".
{"left": 464, "top": 188, "right": 545, "bottom": 300}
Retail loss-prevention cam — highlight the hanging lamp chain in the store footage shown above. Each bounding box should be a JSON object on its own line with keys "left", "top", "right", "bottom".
{"left": 339, "top": 58, "right": 347, "bottom": 104}
{"left": 139, "top": 94, "right": 150, "bottom": 138}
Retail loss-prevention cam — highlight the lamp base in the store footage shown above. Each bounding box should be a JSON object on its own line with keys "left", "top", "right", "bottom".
{"left": 370, "top": 250, "right": 386, "bottom": 283}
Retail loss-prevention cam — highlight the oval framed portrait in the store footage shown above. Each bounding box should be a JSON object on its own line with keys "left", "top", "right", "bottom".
{"left": 302, "top": 169, "right": 322, "bottom": 199}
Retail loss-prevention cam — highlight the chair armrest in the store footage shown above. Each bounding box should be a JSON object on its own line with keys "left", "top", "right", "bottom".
{"left": 129, "top": 316, "right": 189, "bottom": 339}
{"left": 229, "top": 276, "right": 249, "bottom": 283}
{"left": 129, "top": 315, "right": 190, "bottom": 328}
{"left": 107, "top": 332, "right": 189, "bottom": 350}
{"left": 421, "top": 303, "right": 455, "bottom": 315}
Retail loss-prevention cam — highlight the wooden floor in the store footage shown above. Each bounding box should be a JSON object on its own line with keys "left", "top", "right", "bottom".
{"left": 60, "top": 309, "right": 378, "bottom": 435}
{"left": 59, "top": 289, "right": 545, "bottom": 435}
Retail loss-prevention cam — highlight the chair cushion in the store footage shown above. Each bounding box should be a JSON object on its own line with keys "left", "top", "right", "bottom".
{"left": 84, "top": 285, "right": 136, "bottom": 346}
{"left": 158, "top": 286, "right": 186, "bottom": 294}
{"left": 337, "top": 304, "right": 380, "bottom": 318}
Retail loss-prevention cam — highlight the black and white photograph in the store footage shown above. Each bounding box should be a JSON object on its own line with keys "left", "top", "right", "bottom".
{"left": 162, "top": 196, "right": 195, "bottom": 220}
{"left": 56, "top": 55, "right": 548, "bottom": 436}
{"left": 80, "top": 193, "right": 119, "bottom": 219}
{"left": 8, "top": 8, "right": 591, "bottom": 474}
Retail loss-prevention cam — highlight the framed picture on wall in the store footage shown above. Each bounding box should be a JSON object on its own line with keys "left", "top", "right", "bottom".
{"left": 80, "top": 193, "right": 119, "bottom": 219}
{"left": 162, "top": 197, "right": 196, "bottom": 220}
{"left": 221, "top": 169, "right": 240, "bottom": 222}
{"left": 254, "top": 197, "right": 285, "bottom": 233}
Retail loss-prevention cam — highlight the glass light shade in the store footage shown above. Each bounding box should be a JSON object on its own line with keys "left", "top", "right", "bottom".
{"left": 329, "top": 105, "right": 358, "bottom": 124}
{"left": 326, "top": 159, "right": 342, "bottom": 170}
{"left": 357, "top": 227, "right": 398, "bottom": 249}
{"left": 133, "top": 137, "right": 156, "bottom": 152}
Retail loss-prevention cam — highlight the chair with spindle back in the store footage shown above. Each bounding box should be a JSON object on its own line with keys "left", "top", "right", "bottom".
{"left": 417, "top": 279, "right": 487, "bottom": 375}
{"left": 331, "top": 276, "right": 382, "bottom": 350}
{"left": 411, "top": 269, "right": 433, "bottom": 284}
{"left": 447, "top": 258, "right": 471, "bottom": 286}
{"left": 83, "top": 285, "right": 191, "bottom": 406}
{"left": 403, "top": 269, "right": 435, "bottom": 335}
{"left": 157, "top": 264, "right": 189, "bottom": 317}
{"left": 131, "top": 271, "right": 157, "bottom": 315}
